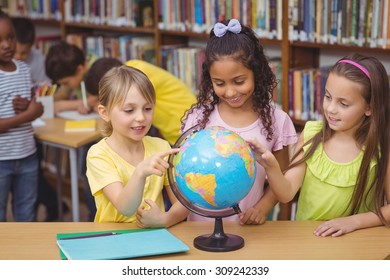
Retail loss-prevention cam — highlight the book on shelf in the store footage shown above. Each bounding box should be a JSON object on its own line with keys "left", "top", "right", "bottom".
{"left": 289, "top": 66, "right": 330, "bottom": 122}
{"left": 63, "top": 0, "right": 152, "bottom": 27}
{"left": 56, "top": 228, "right": 189, "bottom": 260}
{"left": 288, "top": 0, "right": 390, "bottom": 47}
{"left": 64, "top": 119, "right": 97, "bottom": 132}
{"left": 293, "top": 69, "right": 302, "bottom": 120}
{"left": 269, "top": 57, "right": 282, "bottom": 106}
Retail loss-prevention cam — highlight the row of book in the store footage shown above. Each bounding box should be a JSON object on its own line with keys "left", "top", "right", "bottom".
{"left": 288, "top": 66, "right": 329, "bottom": 121}
{"left": 289, "top": 0, "right": 390, "bottom": 49}
{"left": 66, "top": 33, "right": 155, "bottom": 65}
{"left": 161, "top": 45, "right": 205, "bottom": 95}
{"left": 35, "top": 35, "right": 61, "bottom": 55}
{"left": 158, "top": 0, "right": 283, "bottom": 39}
{"left": 269, "top": 58, "right": 282, "bottom": 106}
{"left": 3, "top": 0, "right": 61, "bottom": 20}
{"left": 63, "top": 0, "right": 154, "bottom": 27}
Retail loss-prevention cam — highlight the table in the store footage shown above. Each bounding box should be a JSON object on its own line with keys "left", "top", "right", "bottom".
{"left": 34, "top": 118, "right": 102, "bottom": 222}
{"left": 0, "top": 221, "right": 389, "bottom": 260}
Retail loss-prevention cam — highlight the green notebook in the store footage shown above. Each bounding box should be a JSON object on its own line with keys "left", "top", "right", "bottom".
{"left": 56, "top": 228, "right": 189, "bottom": 260}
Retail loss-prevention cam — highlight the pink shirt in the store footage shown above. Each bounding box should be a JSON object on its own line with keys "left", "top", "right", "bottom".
{"left": 181, "top": 105, "right": 297, "bottom": 221}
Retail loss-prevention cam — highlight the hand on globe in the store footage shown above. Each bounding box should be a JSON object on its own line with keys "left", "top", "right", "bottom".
{"left": 136, "top": 148, "right": 180, "bottom": 178}
{"left": 246, "top": 138, "right": 279, "bottom": 170}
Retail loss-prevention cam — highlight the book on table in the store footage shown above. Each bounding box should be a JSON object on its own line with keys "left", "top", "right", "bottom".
{"left": 56, "top": 228, "right": 189, "bottom": 260}
{"left": 64, "top": 119, "right": 96, "bottom": 132}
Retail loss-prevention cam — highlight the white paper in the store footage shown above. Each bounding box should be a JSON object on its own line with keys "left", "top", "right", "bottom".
{"left": 56, "top": 110, "right": 99, "bottom": 120}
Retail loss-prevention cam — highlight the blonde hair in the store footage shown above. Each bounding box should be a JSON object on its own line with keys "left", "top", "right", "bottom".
{"left": 98, "top": 65, "right": 156, "bottom": 136}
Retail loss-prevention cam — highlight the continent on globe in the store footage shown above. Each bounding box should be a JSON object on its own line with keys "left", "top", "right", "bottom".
{"left": 184, "top": 173, "right": 217, "bottom": 207}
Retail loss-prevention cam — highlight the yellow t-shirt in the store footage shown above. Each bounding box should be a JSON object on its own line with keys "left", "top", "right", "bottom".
{"left": 86, "top": 136, "right": 171, "bottom": 223}
{"left": 125, "top": 60, "right": 196, "bottom": 145}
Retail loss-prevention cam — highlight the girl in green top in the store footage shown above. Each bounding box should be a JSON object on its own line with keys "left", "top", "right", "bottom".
{"left": 247, "top": 53, "right": 390, "bottom": 237}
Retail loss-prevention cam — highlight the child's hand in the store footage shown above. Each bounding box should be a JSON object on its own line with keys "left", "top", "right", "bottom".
{"left": 246, "top": 138, "right": 277, "bottom": 169}
{"left": 238, "top": 207, "right": 267, "bottom": 225}
{"left": 136, "top": 148, "right": 180, "bottom": 178}
{"left": 136, "top": 198, "right": 166, "bottom": 228}
{"left": 26, "top": 97, "right": 44, "bottom": 119}
{"left": 12, "top": 95, "right": 29, "bottom": 114}
{"left": 76, "top": 100, "right": 91, "bottom": 115}
{"left": 313, "top": 216, "right": 360, "bottom": 237}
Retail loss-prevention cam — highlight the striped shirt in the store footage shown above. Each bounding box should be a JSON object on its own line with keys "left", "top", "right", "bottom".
{"left": 0, "top": 60, "right": 36, "bottom": 160}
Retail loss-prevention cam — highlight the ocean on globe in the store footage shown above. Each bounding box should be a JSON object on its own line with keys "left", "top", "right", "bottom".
{"left": 172, "top": 126, "right": 256, "bottom": 211}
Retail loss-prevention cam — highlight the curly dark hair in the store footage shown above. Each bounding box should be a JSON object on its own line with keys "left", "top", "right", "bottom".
{"left": 181, "top": 19, "right": 277, "bottom": 141}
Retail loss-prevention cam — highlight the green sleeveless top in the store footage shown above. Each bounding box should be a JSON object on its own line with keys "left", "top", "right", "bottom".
{"left": 296, "top": 121, "right": 376, "bottom": 220}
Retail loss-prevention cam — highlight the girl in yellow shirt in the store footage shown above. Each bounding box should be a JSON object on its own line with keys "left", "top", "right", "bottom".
{"left": 86, "top": 65, "right": 188, "bottom": 227}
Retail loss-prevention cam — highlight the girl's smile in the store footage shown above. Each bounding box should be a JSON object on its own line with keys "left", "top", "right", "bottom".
{"left": 210, "top": 57, "right": 254, "bottom": 110}
{"left": 104, "top": 85, "right": 154, "bottom": 142}
{"left": 323, "top": 73, "right": 371, "bottom": 134}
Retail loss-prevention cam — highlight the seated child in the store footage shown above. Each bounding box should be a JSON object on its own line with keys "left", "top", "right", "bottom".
{"left": 45, "top": 41, "right": 98, "bottom": 114}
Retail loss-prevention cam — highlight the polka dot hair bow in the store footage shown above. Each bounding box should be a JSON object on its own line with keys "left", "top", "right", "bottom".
{"left": 213, "top": 19, "right": 242, "bottom": 37}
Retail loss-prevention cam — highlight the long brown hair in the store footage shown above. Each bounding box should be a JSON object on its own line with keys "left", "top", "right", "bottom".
{"left": 288, "top": 53, "right": 390, "bottom": 225}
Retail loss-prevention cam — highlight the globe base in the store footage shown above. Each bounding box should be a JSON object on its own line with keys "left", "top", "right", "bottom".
{"left": 193, "top": 218, "right": 244, "bottom": 252}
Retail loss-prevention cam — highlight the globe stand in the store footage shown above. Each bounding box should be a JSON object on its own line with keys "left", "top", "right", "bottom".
{"left": 194, "top": 217, "right": 244, "bottom": 252}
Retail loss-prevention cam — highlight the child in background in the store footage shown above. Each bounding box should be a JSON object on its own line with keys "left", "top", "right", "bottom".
{"left": 247, "top": 53, "right": 390, "bottom": 236}
{"left": 11, "top": 16, "right": 67, "bottom": 222}
{"left": 181, "top": 19, "right": 297, "bottom": 225}
{"left": 44, "top": 42, "right": 98, "bottom": 220}
{"left": 45, "top": 41, "right": 97, "bottom": 114}
{"left": 86, "top": 65, "right": 188, "bottom": 227}
{"left": 0, "top": 10, "right": 43, "bottom": 221}
{"left": 11, "top": 17, "right": 50, "bottom": 85}
{"left": 84, "top": 57, "right": 196, "bottom": 145}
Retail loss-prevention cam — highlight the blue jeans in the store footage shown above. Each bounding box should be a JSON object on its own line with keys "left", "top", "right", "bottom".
{"left": 0, "top": 152, "right": 39, "bottom": 222}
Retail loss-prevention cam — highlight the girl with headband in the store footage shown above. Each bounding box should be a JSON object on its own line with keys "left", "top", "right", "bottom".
{"left": 181, "top": 19, "right": 297, "bottom": 225}
{"left": 248, "top": 53, "right": 390, "bottom": 236}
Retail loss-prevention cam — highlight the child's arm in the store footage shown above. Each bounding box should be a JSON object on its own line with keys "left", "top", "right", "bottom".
{"left": 0, "top": 96, "right": 43, "bottom": 133}
{"left": 247, "top": 135, "right": 306, "bottom": 203}
{"left": 238, "top": 146, "right": 290, "bottom": 225}
{"left": 136, "top": 186, "right": 189, "bottom": 228}
{"left": 102, "top": 148, "right": 180, "bottom": 218}
{"left": 54, "top": 87, "right": 98, "bottom": 114}
{"left": 54, "top": 98, "right": 93, "bottom": 114}
{"left": 313, "top": 163, "right": 390, "bottom": 237}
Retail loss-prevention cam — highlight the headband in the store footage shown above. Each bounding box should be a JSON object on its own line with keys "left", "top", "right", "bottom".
{"left": 338, "top": 59, "right": 371, "bottom": 79}
{"left": 213, "top": 19, "right": 242, "bottom": 37}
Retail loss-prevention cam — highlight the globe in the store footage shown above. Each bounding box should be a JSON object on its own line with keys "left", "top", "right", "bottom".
{"left": 168, "top": 125, "right": 256, "bottom": 252}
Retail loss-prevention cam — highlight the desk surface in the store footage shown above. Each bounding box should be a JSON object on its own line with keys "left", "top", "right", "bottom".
{"left": 0, "top": 221, "right": 389, "bottom": 260}
{"left": 33, "top": 118, "right": 102, "bottom": 148}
